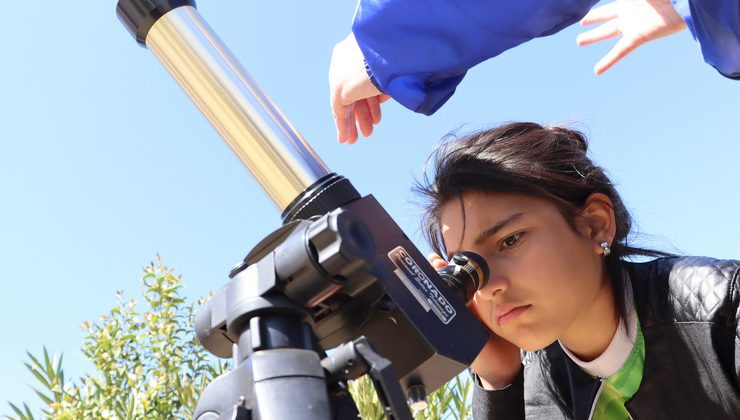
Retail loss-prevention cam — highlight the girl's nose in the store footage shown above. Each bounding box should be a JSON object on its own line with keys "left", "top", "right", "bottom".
{"left": 476, "top": 267, "right": 508, "bottom": 300}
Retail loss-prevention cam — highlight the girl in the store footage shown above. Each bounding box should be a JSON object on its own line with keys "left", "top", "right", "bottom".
{"left": 418, "top": 122, "right": 739, "bottom": 419}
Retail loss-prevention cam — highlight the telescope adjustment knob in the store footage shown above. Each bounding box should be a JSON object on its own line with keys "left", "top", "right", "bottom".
{"left": 306, "top": 209, "right": 375, "bottom": 281}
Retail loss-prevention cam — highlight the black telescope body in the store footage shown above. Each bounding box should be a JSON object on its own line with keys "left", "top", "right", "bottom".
{"left": 116, "top": 1, "right": 489, "bottom": 418}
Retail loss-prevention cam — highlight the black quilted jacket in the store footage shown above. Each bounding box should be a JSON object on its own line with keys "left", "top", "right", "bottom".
{"left": 472, "top": 256, "right": 740, "bottom": 419}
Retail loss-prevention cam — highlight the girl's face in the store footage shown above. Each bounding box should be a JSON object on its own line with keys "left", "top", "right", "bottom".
{"left": 439, "top": 191, "right": 611, "bottom": 351}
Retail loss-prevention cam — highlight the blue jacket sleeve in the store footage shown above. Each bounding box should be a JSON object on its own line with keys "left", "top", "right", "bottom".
{"left": 672, "top": 0, "right": 740, "bottom": 79}
{"left": 351, "top": 0, "right": 598, "bottom": 115}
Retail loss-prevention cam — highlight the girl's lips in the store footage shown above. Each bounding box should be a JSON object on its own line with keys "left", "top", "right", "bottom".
{"left": 497, "top": 304, "right": 531, "bottom": 327}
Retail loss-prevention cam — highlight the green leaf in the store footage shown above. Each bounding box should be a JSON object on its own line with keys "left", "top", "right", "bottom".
{"left": 24, "top": 352, "right": 44, "bottom": 375}
{"left": 23, "top": 403, "right": 34, "bottom": 420}
{"left": 24, "top": 363, "right": 51, "bottom": 390}
{"left": 33, "top": 389, "right": 52, "bottom": 405}
{"left": 42, "top": 348, "right": 54, "bottom": 380}
{"left": 7, "top": 401, "right": 26, "bottom": 419}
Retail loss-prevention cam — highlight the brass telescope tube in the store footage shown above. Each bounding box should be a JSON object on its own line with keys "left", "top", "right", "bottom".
{"left": 118, "top": 1, "right": 330, "bottom": 212}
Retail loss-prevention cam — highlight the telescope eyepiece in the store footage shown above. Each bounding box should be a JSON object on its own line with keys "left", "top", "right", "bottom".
{"left": 437, "top": 251, "right": 490, "bottom": 304}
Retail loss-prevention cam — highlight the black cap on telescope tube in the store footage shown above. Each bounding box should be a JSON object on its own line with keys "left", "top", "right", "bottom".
{"left": 116, "top": 0, "right": 196, "bottom": 45}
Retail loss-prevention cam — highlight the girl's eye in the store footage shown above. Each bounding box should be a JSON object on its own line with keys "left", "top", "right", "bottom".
{"left": 501, "top": 232, "right": 524, "bottom": 250}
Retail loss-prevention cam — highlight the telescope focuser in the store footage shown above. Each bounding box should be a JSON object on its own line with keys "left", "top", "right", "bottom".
{"left": 437, "top": 252, "right": 490, "bottom": 304}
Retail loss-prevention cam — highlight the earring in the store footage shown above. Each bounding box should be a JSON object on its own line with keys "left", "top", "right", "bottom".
{"left": 600, "top": 242, "right": 611, "bottom": 257}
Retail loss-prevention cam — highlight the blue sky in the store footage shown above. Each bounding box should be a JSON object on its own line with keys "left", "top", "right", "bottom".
{"left": 1, "top": 0, "right": 738, "bottom": 410}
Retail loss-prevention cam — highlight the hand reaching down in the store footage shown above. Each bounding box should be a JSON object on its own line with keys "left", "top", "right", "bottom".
{"left": 329, "top": 33, "right": 391, "bottom": 144}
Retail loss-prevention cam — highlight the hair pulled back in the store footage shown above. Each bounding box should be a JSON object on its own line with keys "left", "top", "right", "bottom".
{"left": 416, "top": 122, "right": 666, "bottom": 321}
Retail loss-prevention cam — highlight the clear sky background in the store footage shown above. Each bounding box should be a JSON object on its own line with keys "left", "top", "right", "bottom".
{"left": 1, "top": 0, "right": 738, "bottom": 411}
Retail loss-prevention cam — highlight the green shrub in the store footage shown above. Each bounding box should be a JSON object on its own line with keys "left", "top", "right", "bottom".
{"left": 349, "top": 373, "right": 473, "bottom": 420}
{"left": 5, "top": 257, "right": 227, "bottom": 420}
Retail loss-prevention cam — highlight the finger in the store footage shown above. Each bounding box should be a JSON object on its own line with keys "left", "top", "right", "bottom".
{"left": 347, "top": 108, "right": 359, "bottom": 144}
{"left": 427, "top": 253, "right": 448, "bottom": 269}
{"left": 594, "top": 36, "right": 641, "bottom": 75}
{"left": 365, "top": 96, "right": 382, "bottom": 124}
{"left": 432, "top": 259, "right": 448, "bottom": 270}
{"left": 332, "top": 92, "right": 352, "bottom": 143}
{"left": 576, "top": 21, "right": 620, "bottom": 47}
{"left": 580, "top": 2, "right": 619, "bottom": 26}
{"left": 334, "top": 110, "right": 350, "bottom": 143}
{"left": 378, "top": 93, "right": 392, "bottom": 104}
{"left": 354, "top": 99, "right": 374, "bottom": 138}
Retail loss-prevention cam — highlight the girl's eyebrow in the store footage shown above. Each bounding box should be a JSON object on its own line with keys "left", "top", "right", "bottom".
{"left": 473, "top": 212, "right": 525, "bottom": 246}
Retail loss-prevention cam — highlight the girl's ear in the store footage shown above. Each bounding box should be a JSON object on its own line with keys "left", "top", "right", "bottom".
{"left": 579, "top": 193, "right": 617, "bottom": 253}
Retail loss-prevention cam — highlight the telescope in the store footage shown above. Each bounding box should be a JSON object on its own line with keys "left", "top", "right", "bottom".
{"left": 116, "top": 1, "right": 489, "bottom": 418}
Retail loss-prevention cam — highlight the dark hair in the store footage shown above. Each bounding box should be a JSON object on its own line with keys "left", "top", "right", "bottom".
{"left": 415, "top": 122, "right": 669, "bottom": 322}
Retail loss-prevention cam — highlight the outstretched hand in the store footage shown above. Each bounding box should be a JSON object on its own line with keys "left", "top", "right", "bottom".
{"left": 329, "top": 33, "right": 391, "bottom": 144}
{"left": 577, "top": 0, "right": 686, "bottom": 74}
